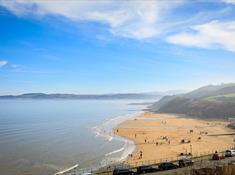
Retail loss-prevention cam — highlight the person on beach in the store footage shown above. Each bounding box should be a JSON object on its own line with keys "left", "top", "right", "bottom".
{"left": 139, "top": 151, "right": 143, "bottom": 159}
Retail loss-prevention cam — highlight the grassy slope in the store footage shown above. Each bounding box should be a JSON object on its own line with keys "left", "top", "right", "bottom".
{"left": 204, "top": 93, "right": 235, "bottom": 102}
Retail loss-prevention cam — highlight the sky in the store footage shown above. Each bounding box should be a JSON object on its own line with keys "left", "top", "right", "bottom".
{"left": 0, "top": 0, "right": 235, "bottom": 95}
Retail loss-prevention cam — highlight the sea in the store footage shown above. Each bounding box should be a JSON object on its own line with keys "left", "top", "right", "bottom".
{"left": 0, "top": 99, "right": 157, "bottom": 175}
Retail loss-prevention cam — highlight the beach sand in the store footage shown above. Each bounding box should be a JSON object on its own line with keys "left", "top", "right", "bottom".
{"left": 114, "top": 112, "right": 235, "bottom": 167}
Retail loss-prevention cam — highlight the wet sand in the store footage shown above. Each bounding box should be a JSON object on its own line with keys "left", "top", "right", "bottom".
{"left": 114, "top": 112, "right": 235, "bottom": 166}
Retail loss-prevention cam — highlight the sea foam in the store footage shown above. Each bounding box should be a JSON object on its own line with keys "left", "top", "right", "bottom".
{"left": 91, "top": 111, "right": 144, "bottom": 167}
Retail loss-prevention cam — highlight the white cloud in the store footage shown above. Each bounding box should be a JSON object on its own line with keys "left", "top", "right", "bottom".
{"left": 167, "top": 20, "right": 235, "bottom": 52}
{"left": 222, "top": 0, "right": 235, "bottom": 4}
{"left": 0, "top": 60, "right": 8, "bottom": 68}
{"left": 0, "top": 0, "right": 183, "bottom": 40}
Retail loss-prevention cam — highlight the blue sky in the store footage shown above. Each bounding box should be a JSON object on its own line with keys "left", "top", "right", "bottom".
{"left": 0, "top": 0, "right": 235, "bottom": 95}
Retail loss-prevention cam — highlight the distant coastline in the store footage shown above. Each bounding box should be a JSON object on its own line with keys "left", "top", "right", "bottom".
{"left": 0, "top": 93, "right": 162, "bottom": 100}
{"left": 0, "top": 91, "right": 185, "bottom": 100}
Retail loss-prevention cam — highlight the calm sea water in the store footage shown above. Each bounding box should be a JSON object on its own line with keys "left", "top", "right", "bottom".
{"left": 0, "top": 99, "right": 154, "bottom": 175}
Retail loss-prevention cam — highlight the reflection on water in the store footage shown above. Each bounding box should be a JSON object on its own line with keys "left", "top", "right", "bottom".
{"left": 0, "top": 99, "right": 153, "bottom": 175}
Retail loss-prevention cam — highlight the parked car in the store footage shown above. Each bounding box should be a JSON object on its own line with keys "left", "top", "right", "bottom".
{"left": 136, "top": 165, "right": 158, "bottom": 174}
{"left": 178, "top": 157, "right": 194, "bottom": 167}
{"left": 113, "top": 168, "right": 136, "bottom": 175}
{"left": 225, "top": 150, "right": 235, "bottom": 157}
{"left": 158, "top": 162, "right": 178, "bottom": 171}
{"left": 212, "top": 153, "right": 225, "bottom": 160}
{"left": 81, "top": 173, "right": 93, "bottom": 175}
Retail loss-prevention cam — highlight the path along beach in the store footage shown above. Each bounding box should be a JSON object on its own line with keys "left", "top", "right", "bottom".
{"left": 114, "top": 112, "right": 235, "bottom": 166}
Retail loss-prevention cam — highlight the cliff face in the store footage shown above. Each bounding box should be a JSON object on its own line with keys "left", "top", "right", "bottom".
{"left": 151, "top": 83, "right": 235, "bottom": 119}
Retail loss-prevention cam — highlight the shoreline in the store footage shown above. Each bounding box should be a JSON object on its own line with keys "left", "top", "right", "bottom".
{"left": 114, "top": 112, "right": 235, "bottom": 167}
{"left": 54, "top": 112, "right": 144, "bottom": 175}
{"left": 54, "top": 108, "right": 147, "bottom": 175}
{"left": 90, "top": 111, "right": 145, "bottom": 168}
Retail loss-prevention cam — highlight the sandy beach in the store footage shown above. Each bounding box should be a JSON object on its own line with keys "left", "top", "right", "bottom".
{"left": 114, "top": 112, "right": 235, "bottom": 167}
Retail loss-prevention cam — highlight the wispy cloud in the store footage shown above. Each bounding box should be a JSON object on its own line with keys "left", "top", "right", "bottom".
{"left": 9, "top": 69, "right": 55, "bottom": 75}
{"left": 222, "top": 0, "right": 235, "bottom": 4}
{"left": 10, "top": 64, "right": 22, "bottom": 69}
{"left": 0, "top": 60, "right": 8, "bottom": 68}
{"left": 8, "top": 64, "right": 56, "bottom": 75}
{"left": 0, "top": 0, "right": 183, "bottom": 40}
{"left": 167, "top": 20, "right": 235, "bottom": 52}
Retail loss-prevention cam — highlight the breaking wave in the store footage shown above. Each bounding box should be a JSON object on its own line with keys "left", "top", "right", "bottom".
{"left": 91, "top": 111, "right": 144, "bottom": 166}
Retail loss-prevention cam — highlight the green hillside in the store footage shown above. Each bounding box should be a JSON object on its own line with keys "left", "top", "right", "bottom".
{"left": 150, "top": 83, "right": 235, "bottom": 119}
